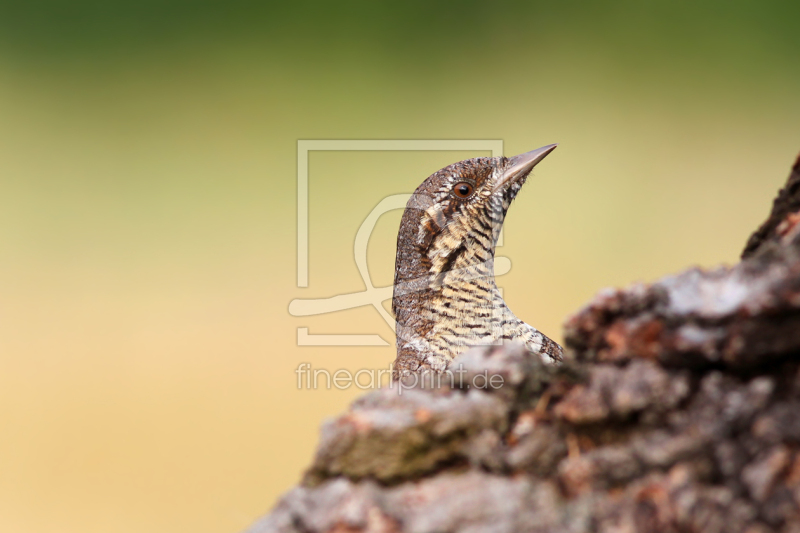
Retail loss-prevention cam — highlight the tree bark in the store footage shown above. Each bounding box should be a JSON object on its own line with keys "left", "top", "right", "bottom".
{"left": 250, "top": 151, "right": 800, "bottom": 533}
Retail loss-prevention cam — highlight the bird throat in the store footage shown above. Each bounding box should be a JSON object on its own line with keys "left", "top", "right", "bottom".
{"left": 393, "top": 202, "right": 547, "bottom": 372}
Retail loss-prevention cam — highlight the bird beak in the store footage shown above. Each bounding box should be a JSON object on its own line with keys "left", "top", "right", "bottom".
{"left": 495, "top": 143, "right": 558, "bottom": 191}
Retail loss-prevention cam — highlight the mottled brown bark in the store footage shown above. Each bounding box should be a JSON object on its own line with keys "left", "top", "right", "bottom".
{"left": 742, "top": 153, "right": 800, "bottom": 260}
{"left": 250, "top": 152, "right": 800, "bottom": 533}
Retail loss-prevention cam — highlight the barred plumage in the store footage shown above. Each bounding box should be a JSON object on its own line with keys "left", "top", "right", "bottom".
{"left": 392, "top": 145, "right": 563, "bottom": 377}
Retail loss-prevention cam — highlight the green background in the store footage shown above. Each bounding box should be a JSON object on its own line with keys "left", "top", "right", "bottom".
{"left": 1, "top": 1, "right": 798, "bottom": 532}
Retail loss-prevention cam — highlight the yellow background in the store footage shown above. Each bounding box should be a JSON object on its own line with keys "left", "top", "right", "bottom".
{"left": 1, "top": 1, "right": 799, "bottom": 531}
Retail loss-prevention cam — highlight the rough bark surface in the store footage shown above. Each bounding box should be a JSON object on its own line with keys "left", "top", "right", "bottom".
{"left": 249, "top": 153, "right": 800, "bottom": 533}
{"left": 742, "top": 154, "right": 800, "bottom": 260}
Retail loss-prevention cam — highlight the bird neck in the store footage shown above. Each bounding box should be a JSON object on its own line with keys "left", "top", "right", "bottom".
{"left": 395, "top": 235, "right": 528, "bottom": 350}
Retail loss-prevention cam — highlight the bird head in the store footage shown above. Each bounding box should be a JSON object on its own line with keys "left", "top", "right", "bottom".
{"left": 394, "top": 144, "right": 558, "bottom": 284}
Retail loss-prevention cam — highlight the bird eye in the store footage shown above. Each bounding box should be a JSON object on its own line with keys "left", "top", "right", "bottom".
{"left": 453, "top": 182, "right": 474, "bottom": 198}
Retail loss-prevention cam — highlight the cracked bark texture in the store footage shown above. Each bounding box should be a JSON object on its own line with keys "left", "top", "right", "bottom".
{"left": 249, "top": 153, "right": 800, "bottom": 533}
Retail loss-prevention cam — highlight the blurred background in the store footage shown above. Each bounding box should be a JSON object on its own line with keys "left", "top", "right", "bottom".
{"left": 0, "top": 0, "right": 799, "bottom": 531}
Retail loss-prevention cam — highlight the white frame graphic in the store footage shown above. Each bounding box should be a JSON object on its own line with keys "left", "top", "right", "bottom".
{"left": 293, "top": 139, "right": 504, "bottom": 346}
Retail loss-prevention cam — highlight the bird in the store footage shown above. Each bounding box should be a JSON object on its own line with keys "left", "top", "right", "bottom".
{"left": 392, "top": 144, "right": 563, "bottom": 377}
